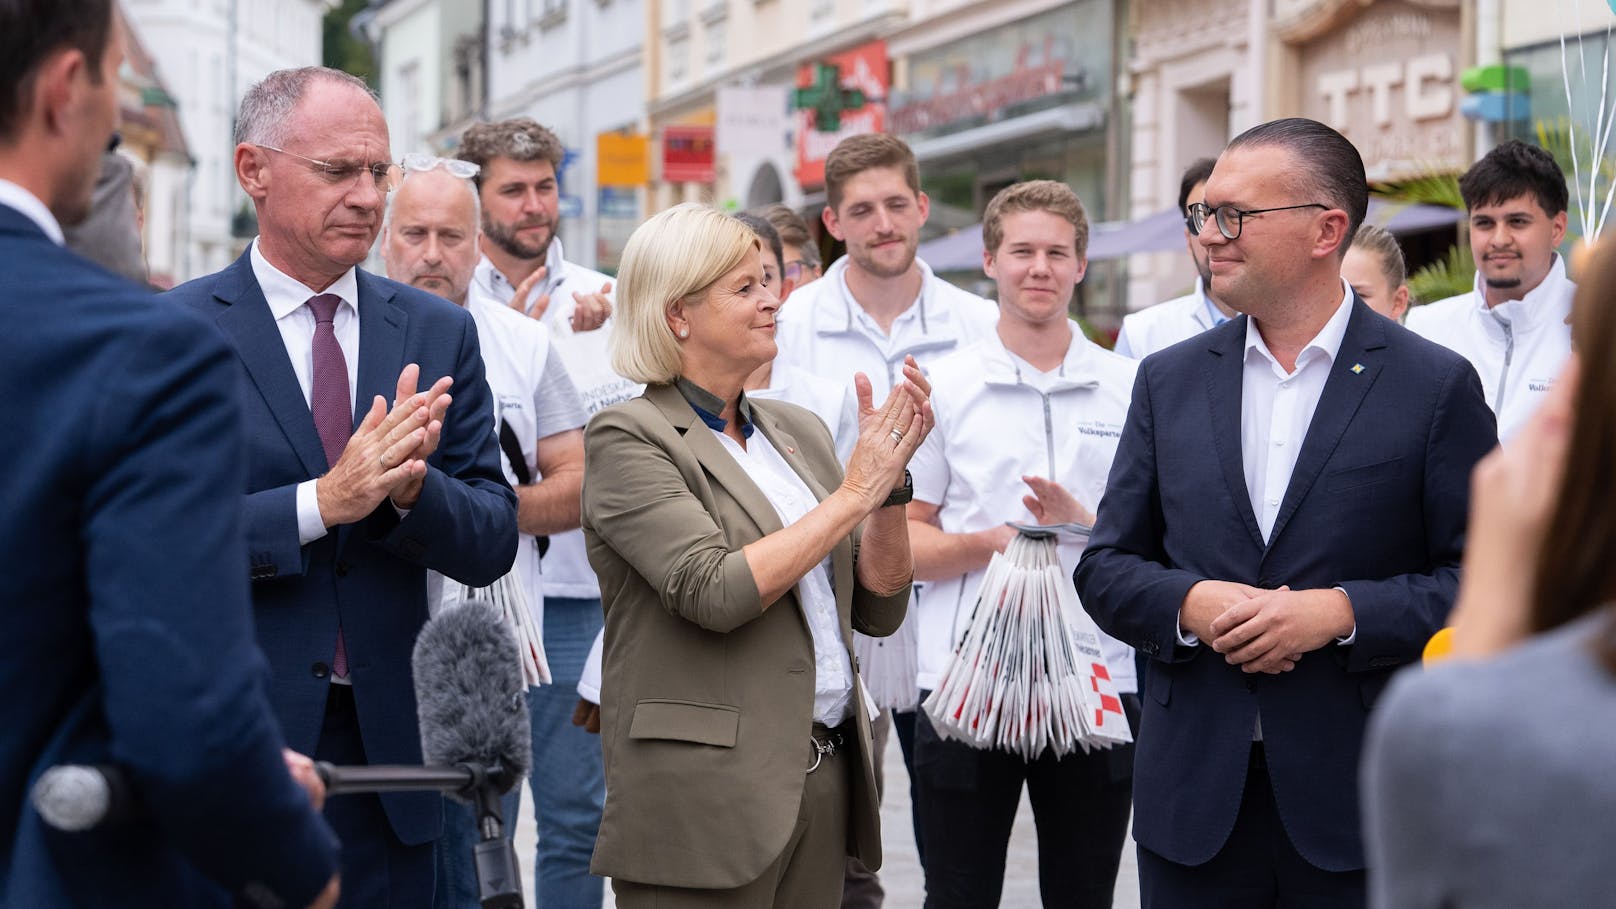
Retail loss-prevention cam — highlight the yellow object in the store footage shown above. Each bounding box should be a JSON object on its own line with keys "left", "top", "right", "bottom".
{"left": 1424, "top": 626, "right": 1455, "bottom": 664}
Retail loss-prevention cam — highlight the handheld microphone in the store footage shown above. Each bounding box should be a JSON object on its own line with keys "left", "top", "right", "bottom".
{"left": 31, "top": 602, "right": 532, "bottom": 909}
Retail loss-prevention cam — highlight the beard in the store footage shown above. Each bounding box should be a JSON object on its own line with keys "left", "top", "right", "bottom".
{"left": 847, "top": 234, "right": 918, "bottom": 279}
{"left": 484, "top": 215, "right": 553, "bottom": 261}
{"left": 1483, "top": 275, "right": 1522, "bottom": 289}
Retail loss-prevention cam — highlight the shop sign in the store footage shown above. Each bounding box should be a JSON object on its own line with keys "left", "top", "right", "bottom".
{"left": 793, "top": 40, "right": 888, "bottom": 190}
{"left": 597, "top": 132, "right": 651, "bottom": 186}
{"left": 662, "top": 125, "right": 716, "bottom": 183}
{"left": 1288, "top": 0, "right": 1466, "bottom": 178}
{"left": 889, "top": 1, "right": 1110, "bottom": 139}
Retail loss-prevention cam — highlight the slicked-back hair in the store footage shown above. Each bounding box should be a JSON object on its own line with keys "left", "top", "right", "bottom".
{"left": 734, "top": 212, "right": 784, "bottom": 275}
{"left": 1351, "top": 224, "right": 1407, "bottom": 290}
{"left": 0, "top": 0, "right": 115, "bottom": 142}
{"left": 1178, "top": 158, "right": 1216, "bottom": 213}
{"left": 1226, "top": 117, "right": 1368, "bottom": 255}
{"left": 982, "top": 180, "right": 1089, "bottom": 258}
{"left": 457, "top": 119, "right": 565, "bottom": 189}
{"left": 763, "top": 203, "right": 820, "bottom": 268}
{"left": 1459, "top": 139, "right": 1569, "bottom": 217}
{"left": 824, "top": 133, "right": 920, "bottom": 212}
{"left": 611, "top": 204, "right": 761, "bottom": 385}
{"left": 235, "top": 67, "right": 376, "bottom": 148}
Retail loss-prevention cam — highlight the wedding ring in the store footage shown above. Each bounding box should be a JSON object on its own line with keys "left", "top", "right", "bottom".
{"left": 889, "top": 428, "right": 905, "bottom": 444}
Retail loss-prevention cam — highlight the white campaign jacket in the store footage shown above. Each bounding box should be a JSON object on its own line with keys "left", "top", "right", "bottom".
{"left": 1405, "top": 255, "right": 1574, "bottom": 440}
{"left": 908, "top": 328, "right": 1138, "bottom": 694}
{"left": 1113, "top": 278, "right": 1229, "bottom": 359}
{"left": 774, "top": 254, "right": 999, "bottom": 708}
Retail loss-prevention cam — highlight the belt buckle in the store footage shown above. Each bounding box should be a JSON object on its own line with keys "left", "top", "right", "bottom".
{"left": 807, "top": 731, "right": 844, "bottom": 773}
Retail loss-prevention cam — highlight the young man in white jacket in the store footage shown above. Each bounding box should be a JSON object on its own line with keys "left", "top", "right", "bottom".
{"left": 773, "top": 132, "right": 999, "bottom": 907}
{"left": 907, "top": 180, "right": 1137, "bottom": 909}
{"left": 1406, "top": 139, "right": 1573, "bottom": 440}
{"left": 1114, "top": 158, "right": 1235, "bottom": 359}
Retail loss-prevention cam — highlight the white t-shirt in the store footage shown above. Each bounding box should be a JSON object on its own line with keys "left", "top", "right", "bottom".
{"left": 470, "top": 241, "right": 644, "bottom": 599}
{"left": 430, "top": 295, "right": 586, "bottom": 626}
{"left": 909, "top": 325, "right": 1139, "bottom": 694}
{"left": 748, "top": 363, "right": 859, "bottom": 464}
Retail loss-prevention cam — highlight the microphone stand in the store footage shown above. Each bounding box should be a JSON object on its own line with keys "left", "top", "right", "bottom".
{"left": 314, "top": 761, "right": 524, "bottom": 909}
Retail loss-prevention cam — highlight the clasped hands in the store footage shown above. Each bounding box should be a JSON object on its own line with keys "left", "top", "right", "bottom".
{"left": 841, "top": 356, "right": 934, "bottom": 511}
{"left": 1179, "top": 580, "right": 1355, "bottom": 674}
{"left": 316, "top": 363, "right": 454, "bottom": 527}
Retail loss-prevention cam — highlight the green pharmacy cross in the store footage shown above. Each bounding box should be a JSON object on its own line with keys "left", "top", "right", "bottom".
{"left": 794, "top": 62, "right": 866, "bottom": 133}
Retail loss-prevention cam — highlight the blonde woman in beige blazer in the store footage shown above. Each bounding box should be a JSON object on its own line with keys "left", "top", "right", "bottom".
{"left": 581, "top": 204, "right": 930, "bottom": 907}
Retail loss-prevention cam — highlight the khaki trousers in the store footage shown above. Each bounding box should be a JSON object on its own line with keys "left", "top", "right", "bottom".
{"left": 613, "top": 728, "right": 853, "bottom": 909}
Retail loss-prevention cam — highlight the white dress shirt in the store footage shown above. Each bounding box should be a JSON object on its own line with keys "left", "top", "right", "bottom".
{"left": 0, "top": 178, "right": 64, "bottom": 245}
{"left": 249, "top": 239, "right": 361, "bottom": 547}
{"left": 1241, "top": 285, "right": 1354, "bottom": 542}
{"left": 710, "top": 426, "right": 854, "bottom": 727}
{"left": 1178, "top": 283, "right": 1359, "bottom": 654}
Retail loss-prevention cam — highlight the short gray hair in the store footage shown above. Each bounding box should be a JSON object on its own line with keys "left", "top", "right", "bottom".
{"left": 235, "top": 66, "right": 376, "bottom": 147}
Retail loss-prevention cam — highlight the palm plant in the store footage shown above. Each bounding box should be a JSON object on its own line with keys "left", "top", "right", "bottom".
{"left": 1371, "top": 170, "right": 1474, "bottom": 305}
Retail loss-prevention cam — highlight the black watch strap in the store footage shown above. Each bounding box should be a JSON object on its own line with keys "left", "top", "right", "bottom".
{"left": 881, "top": 470, "right": 914, "bottom": 509}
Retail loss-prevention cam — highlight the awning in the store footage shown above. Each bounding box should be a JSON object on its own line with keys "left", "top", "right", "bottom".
{"left": 917, "top": 199, "right": 1462, "bottom": 273}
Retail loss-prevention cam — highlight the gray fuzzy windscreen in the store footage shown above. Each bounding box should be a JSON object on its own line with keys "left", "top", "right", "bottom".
{"left": 412, "top": 600, "right": 533, "bottom": 794}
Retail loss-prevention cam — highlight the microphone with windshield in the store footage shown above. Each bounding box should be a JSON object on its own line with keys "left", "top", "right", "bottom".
{"left": 31, "top": 601, "right": 532, "bottom": 909}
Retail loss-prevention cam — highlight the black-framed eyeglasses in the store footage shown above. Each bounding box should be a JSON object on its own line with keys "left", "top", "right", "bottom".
{"left": 1186, "top": 201, "right": 1330, "bottom": 240}
{"left": 256, "top": 144, "right": 402, "bottom": 194}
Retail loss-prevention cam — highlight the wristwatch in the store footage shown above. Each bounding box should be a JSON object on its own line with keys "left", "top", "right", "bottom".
{"left": 881, "top": 470, "right": 913, "bottom": 509}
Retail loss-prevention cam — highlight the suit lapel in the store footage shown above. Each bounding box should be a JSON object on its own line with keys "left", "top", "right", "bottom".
{"left": 353, "top": 271, "right": 407, "bottom": 426}
{"left": 1204, "top": 318, "right": 1266, "bottom": 550}
{"left": 646, "top": 384, "right": 785, "bottom": 541}
{"left": 211, "top": 252, "right": 328, "bottom": 476}
{"left": 1266, "top": 300, "right": 1386, "bottom": 548}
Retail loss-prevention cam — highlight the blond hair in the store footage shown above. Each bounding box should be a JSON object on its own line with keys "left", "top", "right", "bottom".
{"left": 611, "top": 204, "right": 761, "bottom": 385}
{"left": 1349, "top": 224, "right": 1407, "bottom": 290}
{"left": 982, "top": 180, "right": 1090, "bottom": 257}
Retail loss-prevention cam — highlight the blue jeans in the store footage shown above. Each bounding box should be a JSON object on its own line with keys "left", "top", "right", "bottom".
{"left": 435, "top": 598, "right": 606, "bottom": 909}
{"left": 524, "top": 597, "right": 608, "bottom": 908}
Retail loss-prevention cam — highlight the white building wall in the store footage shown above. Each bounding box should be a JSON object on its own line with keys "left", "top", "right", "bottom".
{"left": 487, "top": 0, "right": 645, "bottom": 269}
{"left": 124, "top": 0, "right": 332, "bottom": 281}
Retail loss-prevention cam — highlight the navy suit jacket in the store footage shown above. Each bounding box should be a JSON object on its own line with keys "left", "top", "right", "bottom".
{"left": 1, "top": 205, "right": 338, "bottom": 907}
{"left": 1075, "top": 299, "right": 1496, "bottom": 872}
{"left": 166, "top": 249, "right": 517, "bottom": 845}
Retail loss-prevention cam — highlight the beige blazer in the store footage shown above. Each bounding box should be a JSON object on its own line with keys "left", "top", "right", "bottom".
{"left": 581, "top": 382, "right": 909, "bottom": 890}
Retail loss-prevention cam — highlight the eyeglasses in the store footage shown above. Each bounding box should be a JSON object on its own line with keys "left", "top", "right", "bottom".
{"left": 1186, "top": 201, "right": 1330, "bottom": 240}
{"left": 400, "top": 153, "right": 481, "bottom": 180}
{"left": 256, "top": 144, "right": 402, "bottom": 193}
{"left": 784, "top": 260, "right": 813, "bottom": 283}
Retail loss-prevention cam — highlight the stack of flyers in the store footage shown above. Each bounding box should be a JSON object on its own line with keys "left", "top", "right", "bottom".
{"left": 922, "top": 529, "right": 1132, "bottom": 759}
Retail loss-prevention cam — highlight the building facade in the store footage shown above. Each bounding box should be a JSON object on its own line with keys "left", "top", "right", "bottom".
{"left": 123, "top": 0, "right": 335, "bottom": 281}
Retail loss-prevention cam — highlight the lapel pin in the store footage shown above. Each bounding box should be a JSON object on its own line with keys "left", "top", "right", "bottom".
{"left": 1350, "top": 363, "right": 1365, "bottom": 375}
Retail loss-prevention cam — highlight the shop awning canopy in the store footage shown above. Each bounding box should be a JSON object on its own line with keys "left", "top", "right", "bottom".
{"left": 917, "top": 199, "right": 1463, "bottom": 272}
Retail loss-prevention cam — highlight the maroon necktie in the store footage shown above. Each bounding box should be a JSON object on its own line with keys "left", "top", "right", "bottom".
{"left": 307, "top": 293, "right": 351, "bottom": 679}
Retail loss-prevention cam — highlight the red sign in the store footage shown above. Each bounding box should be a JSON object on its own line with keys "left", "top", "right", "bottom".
{"left": 662, "top": 125, "right": 716, "bottom": 183}
{"left": 793, "top": 40, "right": 889, "bottom": 190}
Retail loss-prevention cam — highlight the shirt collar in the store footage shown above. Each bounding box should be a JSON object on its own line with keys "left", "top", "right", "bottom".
{"left": 983, "top": 321, "right": 1102, "bottom": 390}
{"left": 250, "top": 238, "right": 360, "bottom": 320}
{"left": 1244, "top": 278, "right": 1355, "bottom": 374}
{"left": 1472, "top": 253, "right": 1571, "bottom": 330}
{"left": 1196, "top": 278, "right": 1231, "bottom": 328}
{"left": 675, "top": 376, "right": 755, "bottom": 438}
{"left": 473, "top": 237, "right": 568, "bottom": 305}
{"left": 0, "top": 178, "right": 64, "bottom": 245}
{"left": 827, "top": 255, "right": 954, "bottom": 334}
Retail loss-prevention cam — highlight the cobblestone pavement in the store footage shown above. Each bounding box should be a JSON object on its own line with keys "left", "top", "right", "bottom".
{"left": 513, "top": 731, "right": 1142, "bottom": 908}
